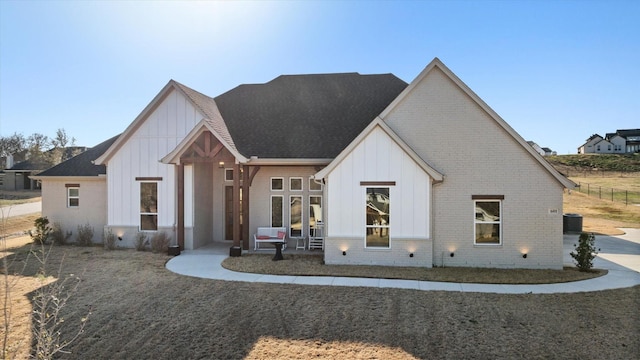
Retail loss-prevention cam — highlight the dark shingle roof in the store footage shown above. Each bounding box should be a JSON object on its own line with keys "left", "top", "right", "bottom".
{"left": 7, "top": 159, "right": 53, "bottom": 171}
{"left": 37, "top": 135, "right": 119, "bottom": 177}
{"left": 214, "top": 73, "right": 408, "bottom": 158}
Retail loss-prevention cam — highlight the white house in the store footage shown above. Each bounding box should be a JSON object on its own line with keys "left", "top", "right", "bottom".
{"left": 34, "top": 58, "right": 574, "bottom": 269}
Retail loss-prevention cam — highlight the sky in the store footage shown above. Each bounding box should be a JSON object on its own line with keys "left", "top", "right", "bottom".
{"left": 1, "top": 0, "right": 638, "bottom": 155}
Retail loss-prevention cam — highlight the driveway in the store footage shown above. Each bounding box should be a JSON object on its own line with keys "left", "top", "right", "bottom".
{"left": 0, "top": 201, "right": 42, "bottom": 218}
{"left": 563, "top": 228, "right": 640, "bottom": 273}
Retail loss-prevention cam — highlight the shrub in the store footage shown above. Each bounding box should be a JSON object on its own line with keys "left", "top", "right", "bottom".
{"left": 30, "top": 217, "right": 51, "bottom": 245}
{"left": 76, "top": 224, "right": 94, "bottom": 246}
{"left": 150, "top": 232, "right": 170, "bottom": 253}
{"left": 570, "top": 232, "right": 599, "bottom": 272}
{"left": 135, "top": 232, "right": 148, "bottom": 251}
{"left": 103, "top": 228, "right": 117, "bottom": 250}
{"left": 50, "top": 223, "right": 72, "bottom": 245}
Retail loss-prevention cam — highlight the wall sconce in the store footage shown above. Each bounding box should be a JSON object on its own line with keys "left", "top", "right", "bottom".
{"left": 118, "top": 236, "right": 123, "bottom": 241}
{"left": 218, "top": 161, "right": 225, "bottom": 168}
{"left": 522, "top": 253, "right": 528, "bottom": 259}
{"left": 342, "top": 251, "right": 347, "bottom": 256}
{"left": 409, "top": 253, "right": 414, "bottom": 258}
{"left": 450, "top": 252, "right": 455, "bottom": 257}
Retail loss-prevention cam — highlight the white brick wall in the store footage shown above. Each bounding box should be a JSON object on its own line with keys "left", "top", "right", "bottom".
{"left": 384, "top": 66, "right": 565, "bottom": 269}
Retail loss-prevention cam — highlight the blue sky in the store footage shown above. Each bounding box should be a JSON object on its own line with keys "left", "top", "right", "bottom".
{"left": 1, "top": 0, "right": 638, "bottom": 155}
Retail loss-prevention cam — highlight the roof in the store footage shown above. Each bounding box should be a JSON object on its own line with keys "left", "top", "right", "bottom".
{"left": 35, "top": 135, "right": 119, "bottom": 177}
{"left": 6, "top": 159, "right": 53, "bottom": 171}
{"left": 214, "top": 73, "right": 407, "bottom": 158}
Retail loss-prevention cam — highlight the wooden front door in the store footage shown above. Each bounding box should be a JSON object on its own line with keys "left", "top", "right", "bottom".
{"left": 225, "top": 186, "right": 243, "bottom": 241}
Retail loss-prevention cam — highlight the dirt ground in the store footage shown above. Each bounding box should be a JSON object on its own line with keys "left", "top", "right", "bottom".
{"left": 1, "top": 245, "right": 638, "bottom": 359}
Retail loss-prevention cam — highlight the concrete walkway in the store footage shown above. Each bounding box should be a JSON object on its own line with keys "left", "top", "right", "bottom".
{"left": 166, "top": 229, "right": 640, "bottom": 294}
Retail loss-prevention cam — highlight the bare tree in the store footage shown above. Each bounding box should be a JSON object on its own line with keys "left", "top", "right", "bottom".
{"left": 0, "top": 133, "right": 26, "bottom": 157}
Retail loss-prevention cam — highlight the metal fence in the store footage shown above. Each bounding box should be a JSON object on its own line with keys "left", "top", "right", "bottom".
{"left": 574, "top": 182, "right": 640, "bottom": 206}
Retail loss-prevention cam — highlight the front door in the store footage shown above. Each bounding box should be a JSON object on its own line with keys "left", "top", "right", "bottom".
{"left": 224, "top": 186, "right": 243, "bottom": 241}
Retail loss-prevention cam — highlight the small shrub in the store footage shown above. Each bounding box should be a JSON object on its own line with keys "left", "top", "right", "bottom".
{"left": 103, "top": 228, "right": 117, "bottom": 250}
{"left": 50, "top": 222, "right": 72, "bottom": 245}
{"left": 135, "top": 232, "right": 148, "bottom": 251}
{"left": 76, "top": 224, "right": 94, "bottom": 246}
{"left": 30, "top": 217, "right": 51, "bottom": 245}
{"left": 150, "top": 232, "right": 170, "bottom": 253}
{"left": 570, "top": 232, "right": 600, "bottom": 272}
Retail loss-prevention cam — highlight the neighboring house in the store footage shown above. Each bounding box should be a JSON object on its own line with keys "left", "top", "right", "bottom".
{"left": 2, "top": 159, "right": 52, "bottom": 190}
{"left": 578, "top": 129, "right": 640, "bottom": 154}
{"left": 527, "top": 142, "right": 555, "bottom": 157}
{"left": 33, "top": 58, "right": 574, "bottom": 269}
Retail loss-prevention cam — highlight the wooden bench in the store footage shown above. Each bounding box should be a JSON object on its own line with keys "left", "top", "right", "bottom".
{"left": 254, "top": 227, "right": 287, "bottom": 250}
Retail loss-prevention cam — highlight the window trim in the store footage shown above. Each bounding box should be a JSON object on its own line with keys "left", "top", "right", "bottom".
{"left": 139, "top": 181, "right": 159, "bottom": 232}
{"left": 270, "top": 195, "right": 284, "bottom": 228}
{"left": 309, "top": 178, "right": 323, "bottom": 191}
{"left": 473, "top": 198, "right": 502, "bottom": 246}
{"left": 67, "top": 186, "right": 80, "bottom": 208}
{"left": 270, "top": 177, "right": 284, "bottom": 191}
{"left": 289, "top": 177, "right": 303, "bottom": 191}
{"left": 289, "top": 195, "right": 303, "bottom": 238}
{"left": 308, "top": 195, "right": 322, "bottom": 236}
{"left": 365, "top": 186, "right": 390, "bottom": 249}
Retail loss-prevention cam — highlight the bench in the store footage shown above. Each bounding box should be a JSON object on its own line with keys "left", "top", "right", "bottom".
{"left": 254, "top": 227, "right": 287, "bottom": 251}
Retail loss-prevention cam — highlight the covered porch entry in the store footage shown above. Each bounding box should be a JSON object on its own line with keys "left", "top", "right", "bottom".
{"left": 162, "top": 125, "right": 259, "bottom": 251}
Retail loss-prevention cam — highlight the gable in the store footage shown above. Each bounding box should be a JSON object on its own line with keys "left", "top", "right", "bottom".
{"left": 381, "top": 58, "right": 574, "bottom": 189}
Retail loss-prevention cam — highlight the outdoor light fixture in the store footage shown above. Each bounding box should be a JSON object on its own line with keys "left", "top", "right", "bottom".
{"left": 342, "top": 251, "right": 347, "bottom": 256}
{"left": 409, "top": 253, "right": 414, "bottom": 258}
{"left": 450, "top": 252, "right": 455, "bottom": 257}
{"left": 118, "top": 236, "right": 123, "bottom": 241}
{"left": 218, "top": 161, "right": 225, "bottom": 168}
{"left": 522, "top": 253, "right": 528, "bottom": 259}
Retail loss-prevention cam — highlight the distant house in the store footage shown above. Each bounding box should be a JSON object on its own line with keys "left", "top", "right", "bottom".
{"left": 578, "top": 129, "right": 640, "bottom": 154}
{"left": 1, "top": 159, "right": 52, "bottom": 190}
{"left": 527, "top": 142, "right": 555, "bottom": 156}
{"left": 33, "top": 58, "right": 574, "bottom": 269}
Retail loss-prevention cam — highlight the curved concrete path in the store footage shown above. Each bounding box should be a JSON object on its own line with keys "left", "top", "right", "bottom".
{"left": 166, "top": 229, "right": 640, "bottom": 294}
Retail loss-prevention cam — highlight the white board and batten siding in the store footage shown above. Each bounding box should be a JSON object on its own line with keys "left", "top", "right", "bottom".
{"left": 106, "top": 89, "right": 202, "bottom": 246}
{"left": 325, "top": 126, "right": 433, "bottom": 267}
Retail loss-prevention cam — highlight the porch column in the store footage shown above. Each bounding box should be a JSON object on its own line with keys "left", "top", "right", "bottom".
{"left": 232, "top": 162, "right": 241, "bottom": 247}
{"left": 177, "top": 164, "right": 185, "bottom": 249}
{"left": 242, "top": 165, "right": 250, "bottom": 250}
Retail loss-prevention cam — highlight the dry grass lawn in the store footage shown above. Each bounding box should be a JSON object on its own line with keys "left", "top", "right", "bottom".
{"left": 1, "top": 245, "right": 638, "bottom": 359}
{"left": 0, "top": 190, "right": 41, "bottom": 207}
{"left": 564, "top": 190, "right": 640, "bottom": 235}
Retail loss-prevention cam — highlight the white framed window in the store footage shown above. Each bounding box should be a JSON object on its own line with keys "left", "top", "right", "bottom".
{"left": 473, "top": 198, "right": 502, "bottom": 245}
{"left": 365, "top": 187, "right": 390, "bottom": 248}
{"left": 67, "top": 186, "right": 79, "bottom": 208}
{"left": 290, "top": 177, "right": 303, "bottom": 191}
{"left": 309, "top": 195, "right": 322, "bottom": 236}
{"left": 309, "top": 178, "right": 322, "bottom": 191}
{"left": 290, "top": 195, "right": 303, "bottom": 237}
{"left": 271, "top": 177, "right": 284, "bottom": 191}
{"left": 140, "top": 182, "right": 158, "bottom": 231}
{"left": 270, "top": 195, "right": 283, "bottom": 227}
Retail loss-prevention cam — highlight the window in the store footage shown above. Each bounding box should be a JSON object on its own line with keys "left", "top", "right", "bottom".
{"left": 474, "top": 200, "right": 501, "bottom": 245}
{"left": 225, "top": 168, "right": 244, "bottom": 181}
{"left": 67, "top": 187, "right": 79, "bottom": 208}
{"left": 309, "top": 195, "right": 322, "bottom": 236}
{"left": 271, "top": 177, "right": 284, "bottom": 191}
{"left": 290, "top": 195, "right": 302, "bottom": 237}
{"left": 290, "top": 177, "right": 303, "bottom": 191}
{"left": 140, "top": 182, "right": 158, "bottom": 231}
{"left": 271, "top": 195, "right": 283, "bottom": 227}
{"left": 365, "top": 187, "right": 390, "bottom": 248}
{"left": 309, "top": 178, "right": 322, "bottom": 191}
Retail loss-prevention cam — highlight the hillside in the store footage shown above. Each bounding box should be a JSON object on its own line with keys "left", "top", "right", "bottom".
{"left": 547, "top": 154, "right": 640, "bottom": 172}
